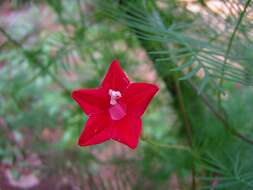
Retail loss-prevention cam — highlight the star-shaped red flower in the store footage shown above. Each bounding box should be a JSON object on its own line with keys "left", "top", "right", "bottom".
{"left": 72, "top": 60, "right": 159, "bottom": 149}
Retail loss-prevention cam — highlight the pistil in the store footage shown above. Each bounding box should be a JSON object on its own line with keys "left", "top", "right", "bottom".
{"left": 108, "top": 89, "right": 126, "bottom": 120}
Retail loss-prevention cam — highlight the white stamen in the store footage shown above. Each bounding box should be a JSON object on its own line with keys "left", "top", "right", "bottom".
{"left": 109, "top": 89, "right": 122, "bottom": 105}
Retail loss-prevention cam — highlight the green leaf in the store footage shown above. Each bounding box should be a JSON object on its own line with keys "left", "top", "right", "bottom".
{"left": 179, "top": 65, "right": 201, "bottom": 80}
{"left": 171, "top": 56, "right": 195, "bottom": 72}
{"left": 198, "top": 72, "right": 209, "bottom": 94}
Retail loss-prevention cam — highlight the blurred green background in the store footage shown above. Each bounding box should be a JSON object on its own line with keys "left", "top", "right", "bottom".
{"left": 1, "top": 0, "right": 253, "bottom": 190}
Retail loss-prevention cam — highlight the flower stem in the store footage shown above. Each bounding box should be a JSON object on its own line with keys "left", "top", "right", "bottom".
{"left": 141, "top": 135, "right": 190, "bottom": 152}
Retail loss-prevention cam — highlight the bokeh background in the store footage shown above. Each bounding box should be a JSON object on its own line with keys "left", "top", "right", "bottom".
{"left": 1, "top": 0, "right": 253, "bottom": 190}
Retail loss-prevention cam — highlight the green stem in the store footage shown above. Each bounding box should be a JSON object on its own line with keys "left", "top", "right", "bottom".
{"left": 174, "top": 78, "right": 196, "bottom": 190}
{"left": 175, "top": 78, "right": 193, "bottom": 145}
{"left": 169, "top": 47, "right": 196, "bottom": 189}
{"left": 218, "top": 0, "right": 252, "bottom": 105}
{"left": 141, "top": 135, "right": 190, "bottom": 152}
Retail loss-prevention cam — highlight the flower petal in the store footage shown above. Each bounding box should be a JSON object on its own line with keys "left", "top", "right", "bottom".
{"left": 72, "top": 88, "right": 109, "bottom": 116}
{"left": 124, "top": 82, "right": 159, "bottom": 117}
{"left": 78, "top": 113, "right": 112, "bottom": 146}
{"left": 111, "top": 115, "right": 142, "bottom": 149}
{"left": 101, "top": 60, "right": 130, "bottom": 93}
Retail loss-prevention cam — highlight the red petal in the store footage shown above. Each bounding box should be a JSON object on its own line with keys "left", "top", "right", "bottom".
{"left": 124, "top": 83, "right": 159, "bottom": 117}
{"left": 72, "top": 88, "right": 109, "bottom": 116}
{"left": 111, "top": 115, "right": 142, "bottom": 149}
{"left": 78, "top": 113, "right": 112, "bottom": 146}
{"left": 101, "top": 60, "right": 130, "bottom": 93}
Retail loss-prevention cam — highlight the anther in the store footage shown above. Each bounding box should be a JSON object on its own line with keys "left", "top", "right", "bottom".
{"left": 109, "top": 89, "right": 122, "bottom": 105}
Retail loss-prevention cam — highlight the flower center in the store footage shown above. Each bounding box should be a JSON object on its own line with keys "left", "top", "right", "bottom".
{"left": 108, "top": 89, "right": 126, "bottom": 120}
{"left": 109, "top": 89, "right": 122, "bottom": 105}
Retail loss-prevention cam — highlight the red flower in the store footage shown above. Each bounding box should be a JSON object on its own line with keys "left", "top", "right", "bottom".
{"left": 72, "top": 60, "right": 159, "bottom": 149}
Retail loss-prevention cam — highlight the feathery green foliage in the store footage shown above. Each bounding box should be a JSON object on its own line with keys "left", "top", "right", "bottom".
{"left": 1, "top": 0, "right": 253, "bottom": 189}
